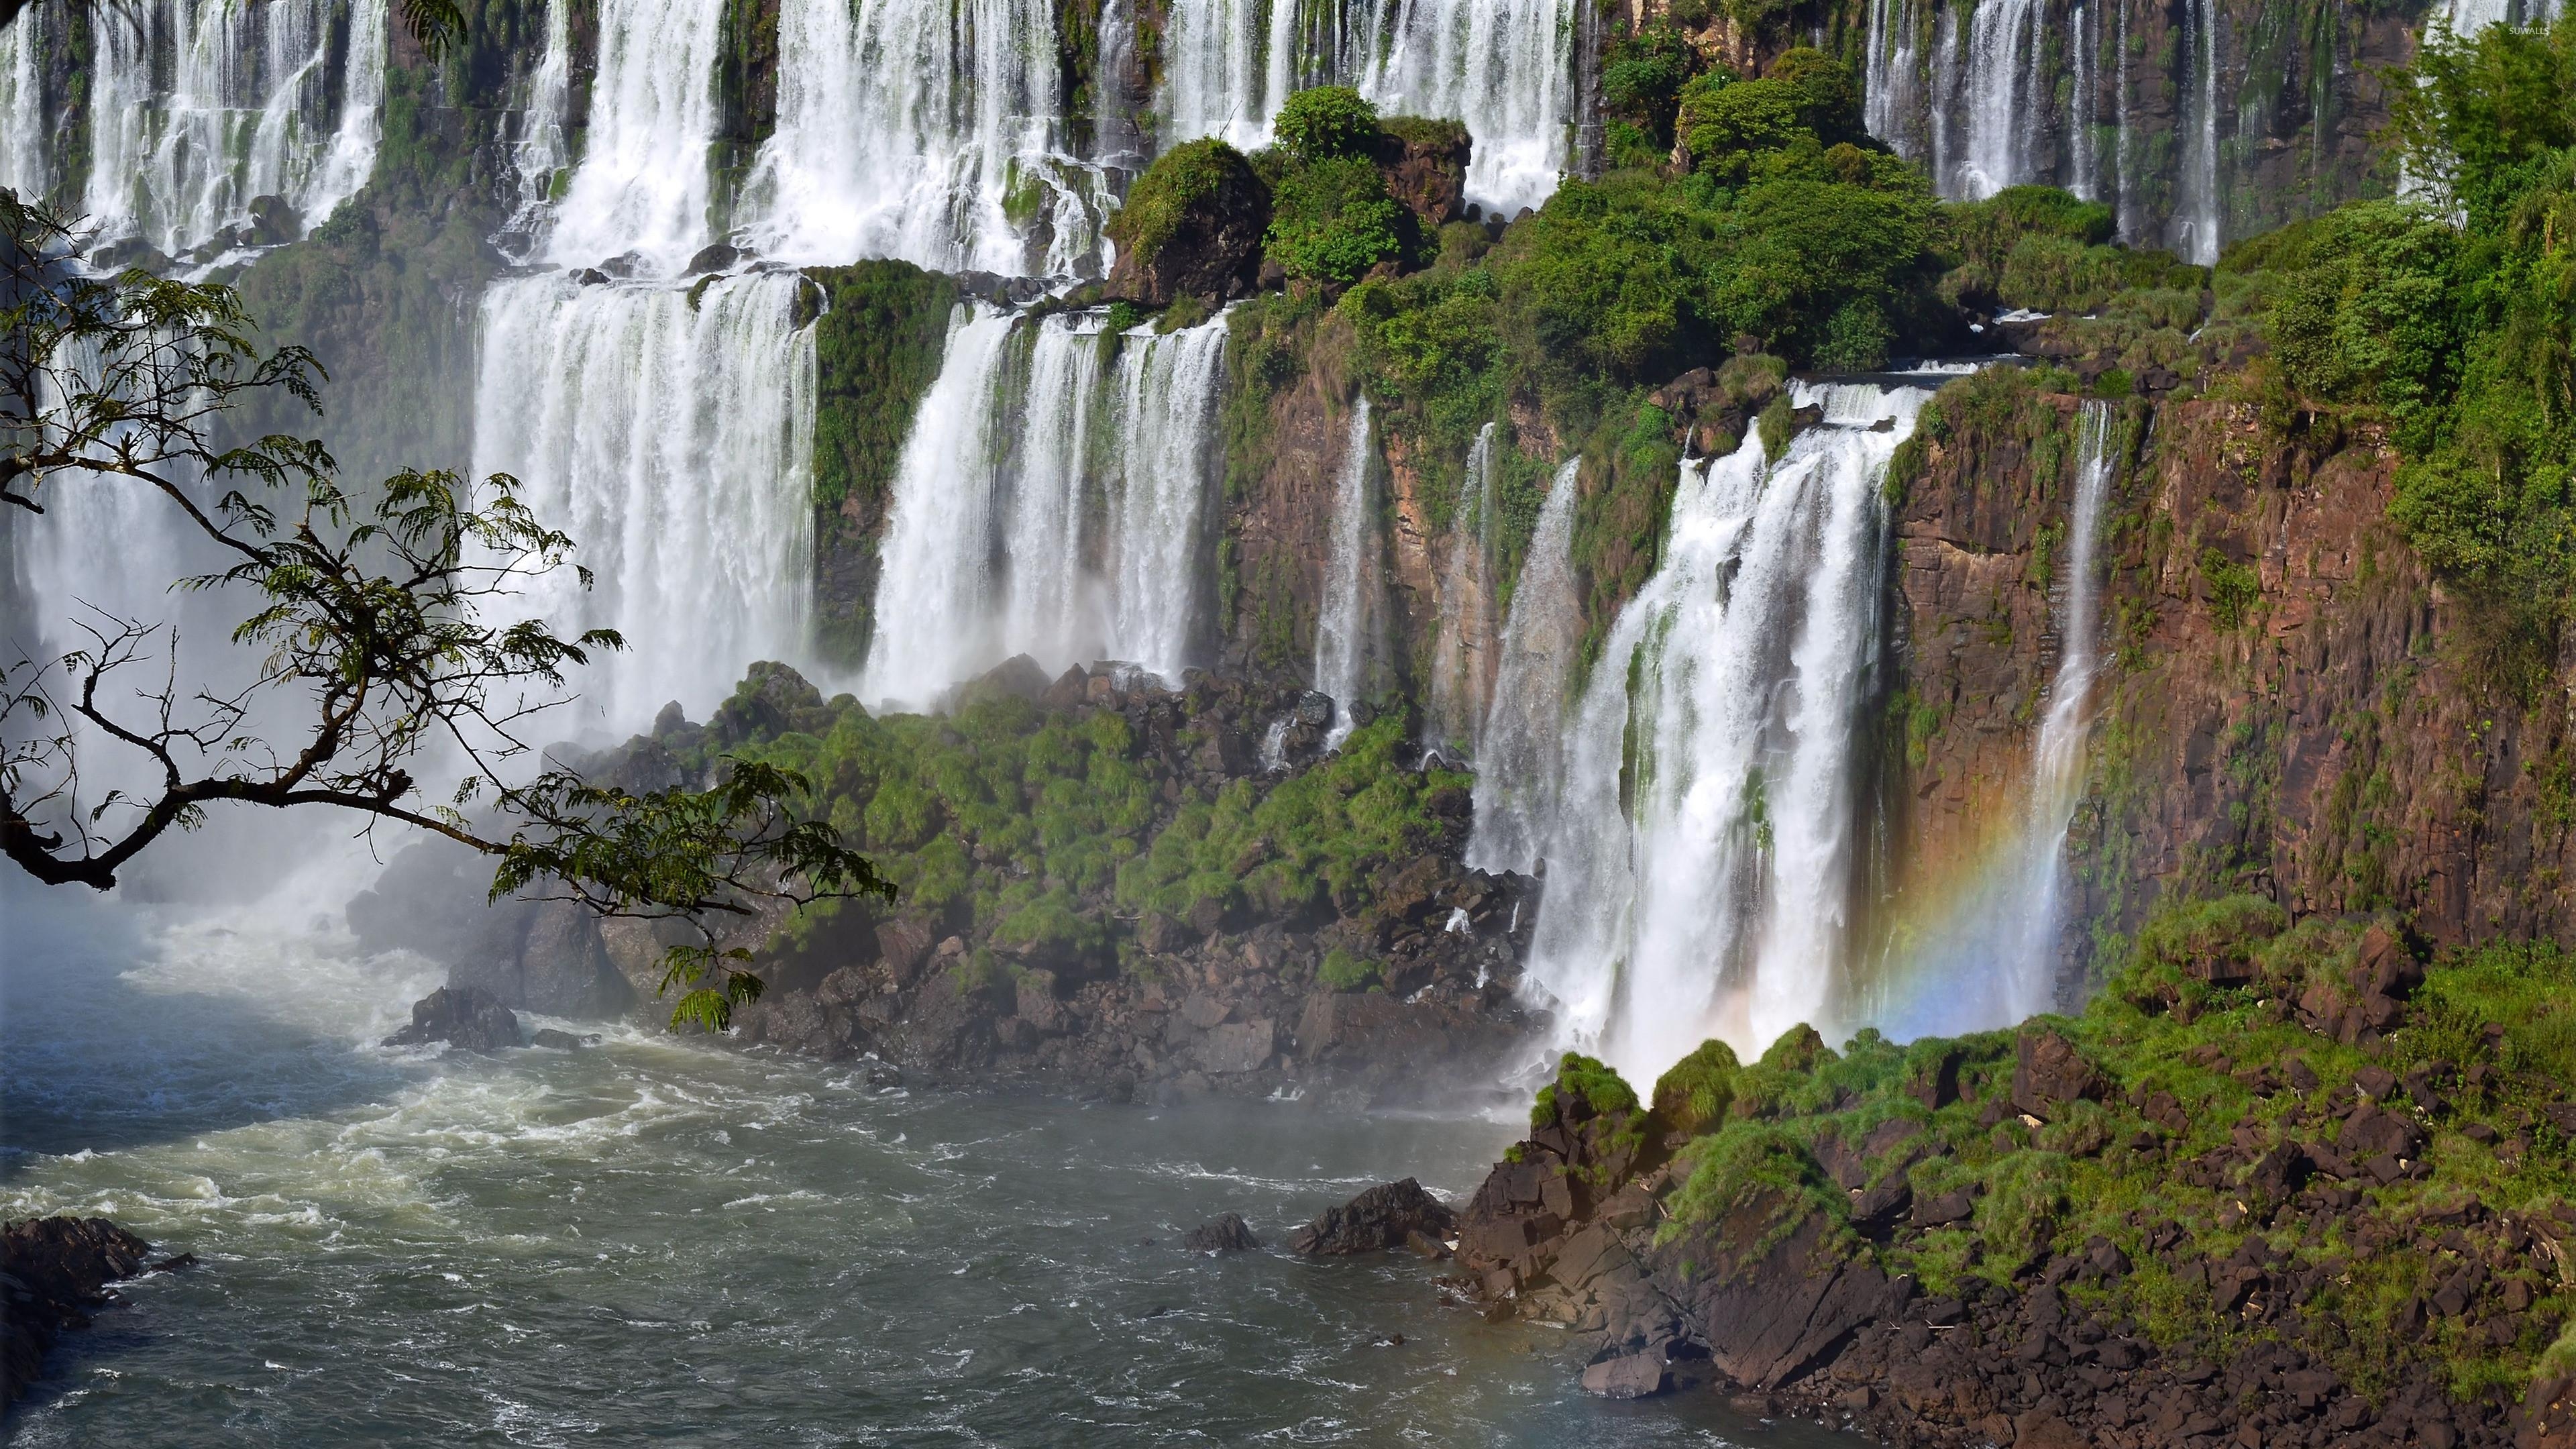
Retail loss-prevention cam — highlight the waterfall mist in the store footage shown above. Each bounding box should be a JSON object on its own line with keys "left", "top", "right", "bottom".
{"left": 1462, "top": 455, "right": 1580, "bottom": 875}
{"left": 1882, "top": 400, "right": 2115, "bottom": 1037}
{"left": 1513, "top": 385, "right": 1923, "bottom": 1086}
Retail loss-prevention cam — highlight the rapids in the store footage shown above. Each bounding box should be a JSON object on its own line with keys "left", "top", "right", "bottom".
{"left": 0, "top": 888, "right": 1835, "bottom": 1446}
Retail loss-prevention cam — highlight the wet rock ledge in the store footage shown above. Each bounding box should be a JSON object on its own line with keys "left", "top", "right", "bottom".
{"left": 1437, "top": 912, "right": 2576, "bottom": 1448}
{"left": 3, "top": 1216, "right": 188, "bottom": 1408}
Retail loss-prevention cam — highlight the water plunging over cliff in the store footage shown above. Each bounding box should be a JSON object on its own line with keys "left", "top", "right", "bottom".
{"left": 0, "top": 4, "right": 48, "bottom": 199}
{"left": 1887, "top": 401, "right": 2114, "bottom": 1036}
{"left": 1157, "top": 0, "right": 1577, "bottom": 215}
{"left": 1313, "top": 396, "right": 1377, "bottom": 750}
{"left": 1463, "top": 455, "right": 1580, "bottom": 874}
{"left": 2174, "top": 0, "right": 2222, "bottom": 265}
{"left": 470, "top": 274, "right": 817, "bottom": 732}
{"left": 741, "top": 0, "right": 1101, "bottom": 276}
{"left": 1517, "top": 384, "right": 1921, "bottom": 1085}
{"left": 2442, "top": 0, "right": 2565, "bottom": 32}
{"left": 1360, "top": 0, "right": 1575, "bottom": 213}
{"left": 543, "top": 0, "right": 725, "bottom": 273}
{"left": 498, "top": 0, "right": 575, "bottom": 257}
{"left": 1937, "top": 0, "right": 2044, "bottom": 199}
{"left": 861, "top": 308, "right": 1231, "bottom": 709}
{"left": 0, "top": 0, "right": 386, "bottom": 258}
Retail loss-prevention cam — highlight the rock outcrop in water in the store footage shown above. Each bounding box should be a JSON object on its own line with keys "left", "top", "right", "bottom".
{"left": 382, "top": 986, "right": 523, "bottom": 1053}
{"left": 1, "top": 1217, "right": 164, "bottom": 1407}
{"left": 1289, "top": 1178, "right": 1458, "bottom": 1256}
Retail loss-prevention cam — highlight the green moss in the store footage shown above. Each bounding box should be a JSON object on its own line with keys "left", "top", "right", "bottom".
{"left": 1106, "top": 138, "right": 1263, "bottom": 275}
{"left": 806, "top": 260, "right": 960, "bottom": 517}
{"left": 1318, "top": 946, "right": 1379, "bottom": 991}
{"left": 1652, "top": 1039, "right": 1743, "bottom": 1137}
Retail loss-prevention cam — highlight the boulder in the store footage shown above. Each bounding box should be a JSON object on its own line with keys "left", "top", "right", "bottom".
{"left": 2011, "top": 1028, "right": 2103, "bottom": 1122}
{"left": 1581, "top": 1348, "right": 1670, "bottom": 1399}
{"left": 382, "top": 985, "right": 521, "bottom": 1051}
{"left": 1289, "top": 1178, "right": 1456, "bottom": 1256}
{"left": 1103, "top": 140, "right": 1270, "bottom": 307}
{"left": 244, "top": 193, "right": 302, "bottom": 246}
{"left": 1372, "top": 117, "right": 1471, "bottom": 229}
{"left": 1650, "top": 1185, "right": 1893, "bottom": 1390}
{"left": 1184, "top": 1213, "right": 1260, "bottom": 1253}
{"left": 684, "top": 241, "right": 741, "bottom": 275}
{"left": 2, "top": 1216, "right": 156, "bottom": 1405}
{"left": 529, "top": 1028, "right": 600, "bottom": 1051}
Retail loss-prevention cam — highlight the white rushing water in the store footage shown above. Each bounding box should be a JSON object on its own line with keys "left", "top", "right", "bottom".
{"left": 543, "top": 0, "right": 727, "bottom": 274}
{"left": 1463, "top": 455, "right": 1581, "bottom": 875}
{"left": 1157, "top": 0, "right": 1577, "bottom": 216}
{"left": 1312, "top": 395, "right": 1377, "bottom": 751}
{"left": 1515, "top": 384, "right": 1923, "bottom": 1085}
{"left": 2443, "top": 0, "right": 2565, "bottom": 31}
{"left": 742, "top": 0, "right": 1102, "bottom": 276}
{"left": 1940, "top": 0, "right": 2044, "bottom": 199}
{"left": 0, "top": 1, "right": 49, "bottom": 200}
{"left": 470, "top": 274, "right": 818, "bottom": 733}
{"left": 862, "top": 307, "right": 1231, "bottom": 709}
{"left": 498, "top": 0, "right": 576, "bottom": 256}
{"left": 1360, "top": 0, "right": 1575, "bottom": 214}
{"left": 2174, "top": 0, "right": 2222, "bottom": 264}
{"left": 1890, "top": 401, "right": 2115, "bottom": 1036}
{"left": 49, "top": 0, "right": 386, "bottom": 258}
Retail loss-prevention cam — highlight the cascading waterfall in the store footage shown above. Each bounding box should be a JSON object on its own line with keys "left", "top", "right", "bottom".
{"left": 1516, "top": 384, "right": 1923, "bottom": 1085}
{"left": 861, "top": 307, "right": 1232, "bottom": 709}
{"left": 1938, "top": 0, "right": 2045, "bottom": 199}
{"left": 2112, "top": 0, "right": 2135, "bottom": 240}
{"left": 2069, "top": 1, "right": 2095, "bottom": 201}
{"left": 2443, "top": 0, "right": 2565, "bottom": 31}
{"left": 1313, "top": 396, "right": 1377, "bottom": 751}
{"left": 1162, "top": 0, "right": 1304, "bottom": 153}
{"left": 1862, "top": 0, "right": 1924, "bottom": 162}
{"left": 498, "top": 0, "right": 576, "bottom": 256}
{"left": 542, "top": 0, "right": 726, "bottom": 273}
{"left": 741, "top": 0, "right": 1101, "bottom": 277}
{"left": 1360, "top": 0, "right": 1575, "bottom": 213}
{"left": 2175, "top": 0, "right": 2223, "bottom": 264}
{"left": 469, "top": 273, "right": 818, "bottom": 733}
{"left": 1886, "top": 402, "right": 2114, "bottom": 1036}
{"left": 57, "top": 0, "right": 386, "bottom": 258}
{"left": 0, "top": 3, "right": 48, "bottom": 199}
{"left": 1462, "top": 455, "right": 1581, "bottom": 875}
{"left": 1427, "top": 423, "right": 1501, "bottom": 761}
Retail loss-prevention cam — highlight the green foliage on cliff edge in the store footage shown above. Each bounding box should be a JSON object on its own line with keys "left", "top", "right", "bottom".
{"left": 1108, "top": 138, "right": 1265, "bottom": 276}
{"left": 1598, "top": 894, "right": 2576, "bottom": 1405}
{"left": 806, "top": 261, "right": 959, "bottom": 517}
{"left": 2232, "top": 15, "right": 2576, "bottom": 667}
{"left": 708, "top": 684, "right": 1465, "bottom": 971}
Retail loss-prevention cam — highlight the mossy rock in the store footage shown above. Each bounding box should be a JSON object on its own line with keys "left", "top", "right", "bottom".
{"left": 1105, "top": 139, "right": 1270, "bottom": 308}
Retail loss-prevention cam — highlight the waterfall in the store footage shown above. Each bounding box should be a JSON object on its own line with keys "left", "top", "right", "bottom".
{"left": 1, "top": 3, "right": 48, "bottom": 200}
{"left": 1941, "top": 0, "right": 2044, "bottom": 199}
{"left": 2443, "top": 0, "right": 2565, "bottom": 30}
{"left": 1890, "top": 402, "right": 2114, "bottom": 1036}
{"left": 1313, "top": 395, "right": 1375, "bottom": 750}
{"left": 2174, "top": 0, "right": 2222, "bottom": 264}
{"left": 2069, "top": 1, "right": 2095, "bottom": 201}
{"left": 1464, "top": 455, "right": 1581, "bottom": 874}
{"left": 2112, "top": 0, "right": 2134, "bottom": 241}
{"left": 741, "top": 0, "right": 1100, "bottom": 277}
{"left": 1862, "top": 0, "right": 1923, "bottom": 162}
{"left": 468, "top": 273, "right": 818, "bottom": 732}
{"left": 67, "top": 0, "right": 386, "bottom": 258}
{"left": 543, "top": 0, "right": 727, "bottom": 274}
{"left": 499, "top": 0, "right": 576, "bottom": 256}
{"left": 1361, "top": 0, "right": 1575, "bottom": 213}
{"left": 1427, "top": 423, "right": 1500, "bottom": 760}
{"left": 861, "top": 307, "right": 1232, "bottom": 709}
{"left": 1515, "top": 384, "right": 1925, "bottom": 1085}
{"left": 1162, "top": 0, "right": 1303, "bottom": 152}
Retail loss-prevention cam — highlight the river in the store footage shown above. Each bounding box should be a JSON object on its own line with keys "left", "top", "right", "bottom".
{"left": 1, "top": 886, "right": 1837, "bottom": 1446}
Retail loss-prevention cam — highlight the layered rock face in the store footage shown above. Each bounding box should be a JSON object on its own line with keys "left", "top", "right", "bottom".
{"left": 1882, "top": 376, "right": 2576, "bottom": 1001}
{"left": 3, "top": 1216, "right": 182, "bottom": 1407}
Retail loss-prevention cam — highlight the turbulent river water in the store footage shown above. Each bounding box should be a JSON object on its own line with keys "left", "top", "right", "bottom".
{"left": 0, "top": 888, "right": 1837, "bottom": 1446}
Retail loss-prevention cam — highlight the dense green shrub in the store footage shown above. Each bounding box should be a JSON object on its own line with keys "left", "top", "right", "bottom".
{"left": 1273, "top": 85, "right": 1382, "bottom": 164}
{"left": 806, "top": 261, "right": 960, "bottom": 516}
{"left": 1107, "top": 138, "right": 1264, "bottom": 272}
{"left": 1601, "top": 28, "right": 1705, "bottom": 150}
{"left": 1265, "top": 155, "right": 1410, "bottom": 284}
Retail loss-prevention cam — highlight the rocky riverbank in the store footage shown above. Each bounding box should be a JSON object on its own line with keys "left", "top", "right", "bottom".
{"left": 2, "top": 1217, "right": 184, "bottom": 1409}
{"left": 1436, "top": 908, "right": 2576, "bottom": 1448}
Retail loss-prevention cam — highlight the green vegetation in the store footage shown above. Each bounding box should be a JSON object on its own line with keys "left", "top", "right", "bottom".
{"left": 1106, "top": 138, "right": 1263, "bottom": 276}
{"left": 1273, "top": 85, "right": 1385, "bottom": 164}
{"left": 1265, "top": 154, "right": 1411, "bottom": 284}
{"left": 2229, "top": 16, "right": 2576, "bottom": 662}
{"left": 806, "top": 261, "right": 959, "bottom": 516}
{"left": 701, "top": 685, "right": 1468, "bottom": 973}
{"left": 1612, "top": 894, "right": 2576, "bottom": 1403}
